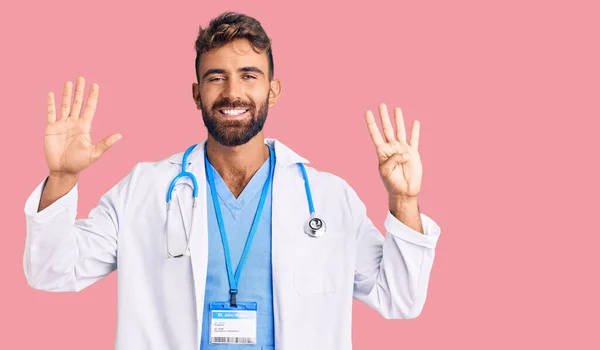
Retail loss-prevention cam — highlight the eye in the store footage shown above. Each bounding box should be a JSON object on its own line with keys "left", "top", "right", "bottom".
{"left": 243, "top": 75, "right": 257, "bottom": 80}
{"left": 208, "top": 77, "right": 224, "bottom": 82}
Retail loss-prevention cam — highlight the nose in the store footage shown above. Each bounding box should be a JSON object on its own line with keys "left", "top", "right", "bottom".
{"left": 222, "top": 77, "right": 243, "bottom": 100}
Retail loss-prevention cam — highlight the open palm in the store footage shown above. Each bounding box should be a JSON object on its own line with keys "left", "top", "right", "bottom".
{"left": 365, "top": 103, "right": 422, "bottom": 199}
{"left": 45, "top": 77, "right": 121, "bottom": 175}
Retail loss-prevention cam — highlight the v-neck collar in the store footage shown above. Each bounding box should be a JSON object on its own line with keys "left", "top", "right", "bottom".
{"left": 206, "top": 156, "right": 271, "bottom": 219}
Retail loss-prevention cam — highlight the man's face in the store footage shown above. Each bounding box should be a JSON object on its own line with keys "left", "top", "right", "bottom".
{"left": 193, "top": 39, "right": 280, "bottom": 147}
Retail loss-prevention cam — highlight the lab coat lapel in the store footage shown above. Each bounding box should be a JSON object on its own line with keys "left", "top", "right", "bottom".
{"left": 270, "top": 138, "right": 311, "bottom": 246}
{"left": 271, "top": 164, "right": 306, "bottom": 245}
{"left": 270, "top": 139, "right": 310, "bottom": 340}
{"left": 179, "top": 140, "right": 209, "bottom": 348}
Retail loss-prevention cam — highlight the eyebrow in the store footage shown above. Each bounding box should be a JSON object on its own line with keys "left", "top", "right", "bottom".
{"left": 201, "top": 66, "right": 265, "bottom": 80}
{"left": 240, "top": 67, "right": 264, "bottom": 76}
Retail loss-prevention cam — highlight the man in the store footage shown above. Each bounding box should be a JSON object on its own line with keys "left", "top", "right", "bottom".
{"left": 23, "top": 11, "right": 441, "bottom": 350}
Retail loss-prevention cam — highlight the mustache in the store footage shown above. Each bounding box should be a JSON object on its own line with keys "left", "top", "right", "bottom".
{"left": 212, "top": 98, "right": 255, "bottom": 111}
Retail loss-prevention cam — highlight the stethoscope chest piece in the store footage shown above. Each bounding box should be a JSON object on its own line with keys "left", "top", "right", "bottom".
{"left": 304, "top": 215, "right": 327, "bottom": 238}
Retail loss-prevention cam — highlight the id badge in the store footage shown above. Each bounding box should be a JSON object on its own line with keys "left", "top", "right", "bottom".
{"left": 209, "top": 301, "right": 257, "bottom": 344}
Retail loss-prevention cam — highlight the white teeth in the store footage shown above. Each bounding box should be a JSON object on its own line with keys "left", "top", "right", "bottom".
{"left": 221, "top": 109, "right": 247, "bottom": 116}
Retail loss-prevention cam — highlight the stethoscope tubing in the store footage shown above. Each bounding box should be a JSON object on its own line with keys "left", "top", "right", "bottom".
{"left": 165, "top": 143, "right": 326, "bottom": 259}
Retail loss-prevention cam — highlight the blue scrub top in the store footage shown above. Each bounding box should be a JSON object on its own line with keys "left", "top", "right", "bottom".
{"left": 200, "top": 154, "right": 275, "bottom": 349}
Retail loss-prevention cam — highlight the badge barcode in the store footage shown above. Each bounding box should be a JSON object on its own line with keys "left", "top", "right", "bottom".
{"left": 211, "top": 337, "right": 256, "bottom": 344}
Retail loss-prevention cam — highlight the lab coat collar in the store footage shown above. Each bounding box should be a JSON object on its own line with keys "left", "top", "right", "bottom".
{"left": 167, "top": 137, "right": 309, "bottom": 168}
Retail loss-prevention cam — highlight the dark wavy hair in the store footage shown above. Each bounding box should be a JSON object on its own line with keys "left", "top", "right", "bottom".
{"left": 194, "top": 12, "right": 274, "bottom": 83}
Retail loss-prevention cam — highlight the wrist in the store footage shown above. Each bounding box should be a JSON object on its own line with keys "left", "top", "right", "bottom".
{"left": 48, "top": 171, "right": 79, "bottom": 183}
{"left": 388, "top": 195, "right": 423, "bottom": 234}
{"left": 39, "top": 171, "right": 79, "bottom": 213}
{"left": 388, "top": 195, "right": 419, "bottom": 217}
{"left": 388, "top": 194, "right": 418, "bottom": 206}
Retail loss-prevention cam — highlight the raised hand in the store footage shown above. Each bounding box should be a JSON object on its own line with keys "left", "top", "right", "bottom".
{"left": 365, "top": 103, "right": 422, "bottom": 200}
{"left": 45, "top": 77, "right": 121, "bottom": 177}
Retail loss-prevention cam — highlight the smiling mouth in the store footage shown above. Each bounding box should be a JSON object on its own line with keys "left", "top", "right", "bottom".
{"left": 218, "top": 109, "right": 249, "bottom": 117}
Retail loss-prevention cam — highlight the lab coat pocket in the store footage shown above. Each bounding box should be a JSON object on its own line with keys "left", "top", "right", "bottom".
{"left": 292, "top": 230, "right": 345, "bottom": 296}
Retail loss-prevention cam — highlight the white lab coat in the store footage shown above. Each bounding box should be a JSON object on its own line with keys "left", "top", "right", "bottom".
{"left": 23, "top": 138, "right": 441, "bottom": 350}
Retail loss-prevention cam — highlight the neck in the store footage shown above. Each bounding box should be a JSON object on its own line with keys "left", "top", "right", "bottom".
{"left": 205, "top": 135, "right": 270, "bottom": 198}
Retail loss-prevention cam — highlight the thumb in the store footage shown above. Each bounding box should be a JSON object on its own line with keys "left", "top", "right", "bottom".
{"left": 91, "top": 133, "right": 122, "bottom": 163}
{"left": 380, "top": 152, "right": 410, "bottom": 176}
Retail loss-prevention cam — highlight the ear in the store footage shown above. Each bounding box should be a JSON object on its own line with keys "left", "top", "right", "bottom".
{"left": 268, "top": 79, "right": 282, "bottom": 107}
{"left": 192, "top": 82, "right": 201, "bottom": 110}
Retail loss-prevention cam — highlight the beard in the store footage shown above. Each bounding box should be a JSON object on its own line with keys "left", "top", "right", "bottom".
{"left": 201, "top": 96, "right": 269, "bottom": 147}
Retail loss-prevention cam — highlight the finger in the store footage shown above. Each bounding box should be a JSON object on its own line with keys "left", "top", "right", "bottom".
{"left": 47, "top": 92, "right": 56, "bottom": 123}
{"left": 61, "top": 80, "right": 73, "bottom": 120}
{"left": 410, "top": 120, "right": 420, "bottom": 150}
{"left": 380, "top": 152, "right": 410, "bottom": 179}
{"left": 394, "top": 107, "right": 407, "bottom": 143}
{"left": 82, "top": 83, "right": 99, "bottom": 121}
{"left": 365, "top": 110, "right": 385, "bottom": 148}
{"left": 70, "top": 76, "right": 85, "bottom": 119}
{"left": 91, "top": 133, "right": 122, "bottom": 163}
{"left": 378, "top": 103, "right": 395, "bottom": 143}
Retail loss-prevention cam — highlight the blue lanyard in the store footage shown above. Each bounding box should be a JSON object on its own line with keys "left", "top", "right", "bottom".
{"left": 204, "top": 145, "right": 275, "bottom": 307}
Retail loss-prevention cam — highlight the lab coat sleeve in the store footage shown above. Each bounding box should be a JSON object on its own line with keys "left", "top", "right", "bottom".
{"left": 346, "top": 182, "right": 441, "bottom": 319}
{"left": 23, "top": 165, "right": 137, "bottom": 292}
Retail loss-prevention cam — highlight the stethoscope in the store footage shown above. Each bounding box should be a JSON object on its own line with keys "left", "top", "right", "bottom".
{"left": 164, "top": 143, "right": 327, "bottom": 259}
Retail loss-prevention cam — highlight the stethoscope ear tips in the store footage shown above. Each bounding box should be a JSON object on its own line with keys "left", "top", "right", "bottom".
{"left": 304, "top": 216, "right": 327, "bottom": 238}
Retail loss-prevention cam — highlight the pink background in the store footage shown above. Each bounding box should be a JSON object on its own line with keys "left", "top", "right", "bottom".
{"left": 1, "top": 0, "right": 598, "bottom": 348}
